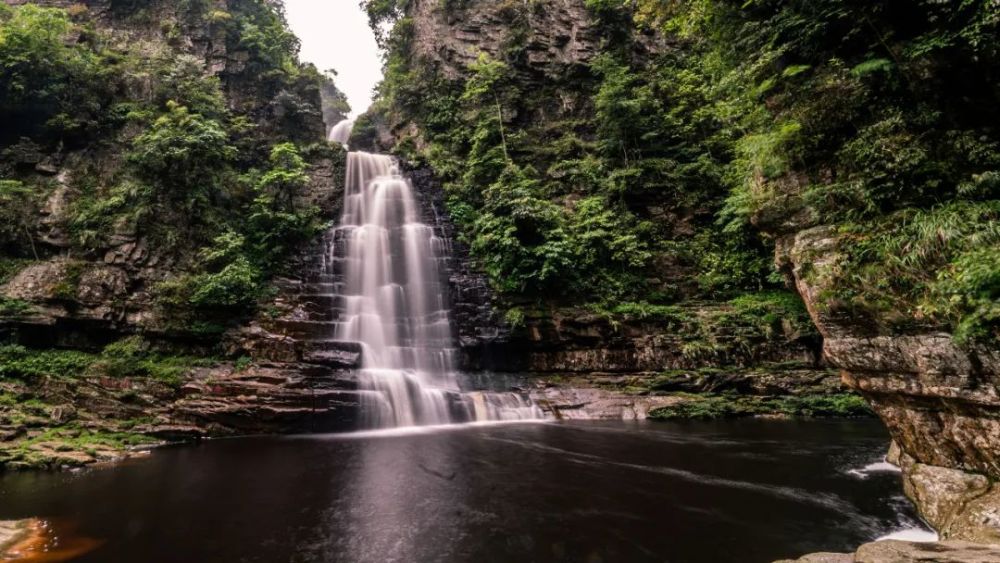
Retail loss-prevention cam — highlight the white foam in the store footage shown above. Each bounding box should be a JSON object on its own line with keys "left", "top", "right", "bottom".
{"left": 297, "top": 419, "right": 552, "bottom": 440}
{"left": 875, "top": 528, "right": 939, "bottom": 542}
{"left": 847, "top": 460, "right": 902, "bottom": 478}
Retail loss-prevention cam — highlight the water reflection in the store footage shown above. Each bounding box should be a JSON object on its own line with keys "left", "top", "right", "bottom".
{"left": 0, "top": 420, "right": 930, "bottom": 562}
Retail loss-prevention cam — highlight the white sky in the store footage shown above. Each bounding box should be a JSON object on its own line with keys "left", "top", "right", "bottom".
{"left": 284, "top": 1, "right": 383, "bottom": 117}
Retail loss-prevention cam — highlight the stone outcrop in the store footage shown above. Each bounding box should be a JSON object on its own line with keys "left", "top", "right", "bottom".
{"left": 777, "top": 540, "right": 1000, "bottom": 563}
{"left": 762, "top": 212, "right": 1000, "bottom": 543}
{"left": 529, "top": 367, "right": 846, "bottom": 420}
{"left": 0, "top": 361, "right": 362, "bottom": 470}
{"left": 408, "top": 0, "right": 600, "bottom": 81}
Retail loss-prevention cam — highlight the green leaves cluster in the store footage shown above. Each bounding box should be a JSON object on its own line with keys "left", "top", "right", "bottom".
{"left": 0, "top": 4, "right": 109, "bottom": 142}
{"left": 0, "top": 1, "right": 340, "bottom": 329}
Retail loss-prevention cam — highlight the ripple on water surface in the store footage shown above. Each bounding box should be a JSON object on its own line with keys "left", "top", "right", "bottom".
{"left": 0, "top": 419, "right": 932, "bottom": 563}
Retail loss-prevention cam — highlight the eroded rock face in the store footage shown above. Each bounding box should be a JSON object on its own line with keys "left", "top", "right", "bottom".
{"left": 409, "top": 0, "right": 600, "bottom": 80}
{"left": 770, "top": 224, "right": 1000, "bottom": 542}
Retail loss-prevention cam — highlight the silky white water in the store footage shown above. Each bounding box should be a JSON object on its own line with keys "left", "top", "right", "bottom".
{"left": 329, "top": 118, "right": 355, "bottom": 146}
{"left": 332, "top": 140, "right": 541, "bottom": 428}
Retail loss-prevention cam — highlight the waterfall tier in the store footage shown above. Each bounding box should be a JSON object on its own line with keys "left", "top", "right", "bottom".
{"left": 331, "top": 151, "right": 541, "bottom": 428}
{"left": 329, "top": 118, "right": 355, "bottom": 147}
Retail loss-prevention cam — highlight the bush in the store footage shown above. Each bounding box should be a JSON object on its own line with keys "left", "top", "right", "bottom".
{"left": 0, "top": 345, "right": 94, "bottom": 379}
{"left": 0, "top": 4, "right": 108, "bottom": 141}
{"left": 129, "top": 102, "right": 236, "bottom": 206}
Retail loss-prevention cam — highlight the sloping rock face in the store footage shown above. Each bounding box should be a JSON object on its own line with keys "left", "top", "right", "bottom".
{"left": 0, "top": 363, "right": 361, "bottom": 470}
{"left": 766, "top": 223, "right": 1000, "bottom": 541}
{"left": 777, "top": 539, "right": 1000, "bottom": 563}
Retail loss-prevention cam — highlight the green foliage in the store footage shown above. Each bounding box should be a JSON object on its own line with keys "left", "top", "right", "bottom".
{"left": 0, "top": 297, "right": 32, "bottom": 317}
{"left": 648, "top": 393, "right": 872, "bottom": 420}
{"left": 91, "top": 336, "right": 212, "bottom": 386}
{"left": 362, "top": 0, "right": 411, "bottom": 46}
{"left": 0, "top": 344, "right": 93, "bottom": 380}
{"left": 155, "top": 142, "right": 320, "bottom": 316}
{"left": 831, "top": 201, "right": 1000, "bottom": 339}
{"left": 633, "top": 0, "right": 1000, "bottom": 343}
{"left": 0, "top": 257, "right": 30, "bottom": 284}
{"left": 0, "top": 179, "right": 39, "bottom": 254}
{"left": 129, "top": 101, "right": 236, "bottom": 206}
{"left": 0, "top": 4, "right": 108, "bottom": 142}
{"left": 933, "top": 247, "right": 1000, "bottom": 343}
{"left": 244, "top": 142, "right": 320, "bottom": 269}
{"left": 368, "top": 6, "right": 779, "bottom": 306}
{"left": 0, "top": 340, "right": 213, "bottom": 387}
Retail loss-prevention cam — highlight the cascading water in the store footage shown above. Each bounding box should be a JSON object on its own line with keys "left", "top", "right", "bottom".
{"left": 329, "top": 118, "right": 355, "bottom": 147}
{"left": 329, "top": 123, "right": 541, "bottom": 428}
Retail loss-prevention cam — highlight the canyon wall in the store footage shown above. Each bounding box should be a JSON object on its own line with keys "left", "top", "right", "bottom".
{"left": 364, "top": 0, "right": 1000, "bottom": 545}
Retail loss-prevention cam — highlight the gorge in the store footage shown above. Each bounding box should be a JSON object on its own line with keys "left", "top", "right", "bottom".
{"left": 0, "top": 0, "right": 999, "bottom": 562}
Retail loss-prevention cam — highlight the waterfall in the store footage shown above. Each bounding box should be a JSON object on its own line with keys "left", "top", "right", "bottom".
{"left": 333, "top": 151, "right": 542, "bottom": 428}
{"left": 329, "top": 118, "right": 355, "bottom": 147}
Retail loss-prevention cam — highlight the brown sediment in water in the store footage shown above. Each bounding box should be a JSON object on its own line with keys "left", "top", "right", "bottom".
{"left": 0, "top": 519, "right": 103, "bottom": 562}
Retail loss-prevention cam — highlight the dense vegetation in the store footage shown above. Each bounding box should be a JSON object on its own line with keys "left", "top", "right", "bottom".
{"left": 0, "top": 1, "right": 345, "bottom": 331}
{"left": 637, "top": 0, "right": 1000, "bottom": 342}
{"left": 362, "top": 0, "right": 791, "bottom": 320}
{"left": 362, "top": 0, "right": 999, "bottom": 344}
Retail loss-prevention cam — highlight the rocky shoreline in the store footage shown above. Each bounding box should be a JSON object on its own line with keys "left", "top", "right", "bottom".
{"left": 777, "top": 539, "right": 1000, "bottom": 563}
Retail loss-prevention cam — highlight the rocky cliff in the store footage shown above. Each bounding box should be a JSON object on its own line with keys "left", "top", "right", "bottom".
{"left": 763, "top": 219, "right": 1000, "bottom": 545}
{"left": 0, "top": 0, "right": 367, "bottom": 468}
{"left": 360, "top": 0, "right": 1000, "bottom": 553}
{"left": 0, "top": 0, "right": 340, "bottom": 344}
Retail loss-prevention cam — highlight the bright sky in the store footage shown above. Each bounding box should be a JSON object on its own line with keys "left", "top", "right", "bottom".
{"left": 284, "top": 1, "right": 383, "bottom": 117}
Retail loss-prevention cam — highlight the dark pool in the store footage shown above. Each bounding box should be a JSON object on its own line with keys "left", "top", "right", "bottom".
{"left": 0, "top": 419, "right": 929, "bottom": 563}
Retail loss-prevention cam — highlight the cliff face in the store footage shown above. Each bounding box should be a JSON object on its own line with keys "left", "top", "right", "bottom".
{"left": 362, "top": 0, "right": 823, "bottom": 386}
{"left": 0, "top": 0, "right": 361, "bottom": 468}
{"left": 407, "top": 0, "right": 599, "bottom": 80}
{"left": 0, "top": 0, "right": 339, "bottom": 343}
{"left": 768, "top": 222, "right": 1000, "bottom": 543}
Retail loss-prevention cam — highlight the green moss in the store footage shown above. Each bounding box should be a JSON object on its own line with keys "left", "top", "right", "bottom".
{"left": 649, "top": 393, "right": 872, "bottom": 420}
{"left": 0, "top": 340, "right": 215, "bottom": 387}
{"left": 0, "top": 425, "right": 156, "bottom": 469}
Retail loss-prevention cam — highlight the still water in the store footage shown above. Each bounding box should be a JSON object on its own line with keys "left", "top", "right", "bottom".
{"left": 0, "top": 419, "right": 927, "bottom": 562}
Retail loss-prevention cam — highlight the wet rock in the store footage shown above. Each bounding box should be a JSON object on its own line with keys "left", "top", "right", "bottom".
{"left": 762, "top": 219, "right": 1000, "bottom": 546}
{"left": 855, "top": 540, "right": 1000, "bottom": 562}
{"left": 774, "top": 553, "right": 852, "bottom": 563}
{"left": 0, "top": 519, "right": 36, "bottom": 556}
{"left": 895, "top": 451, "right": 1000, "bottom": 544}
{"left": 530, "top": 385, "right": 684, "bottom": 420}
{"left": 300, "top": 341, "right": 362, "bottom": 368}
{"left": 778, "top": 540, "right": 1000, "bottom": 562}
